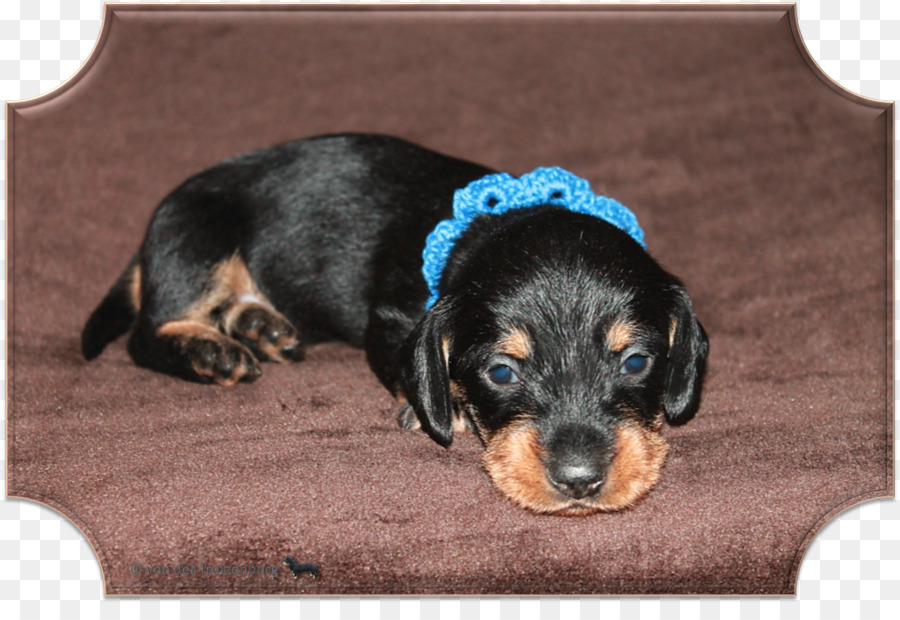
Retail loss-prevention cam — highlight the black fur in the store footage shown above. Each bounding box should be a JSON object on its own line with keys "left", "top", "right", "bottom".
{"left": 82, "top": 133, "right": 709, "bottom": 513}
{"left": 81, "top": 255, "right": 139, "bottom": 360}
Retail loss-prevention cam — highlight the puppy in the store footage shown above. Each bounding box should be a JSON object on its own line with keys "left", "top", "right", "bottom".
{"left": 82, "top": 133, "right": 708, "bottom": 515}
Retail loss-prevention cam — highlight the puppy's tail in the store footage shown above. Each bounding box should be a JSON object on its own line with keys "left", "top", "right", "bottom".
{"left": 81, "top": 256, "right": 141, "bottom": 360}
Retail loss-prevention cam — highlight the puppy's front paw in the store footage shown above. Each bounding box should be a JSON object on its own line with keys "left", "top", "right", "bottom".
{"left": 396, "top": 403, "right": 422, "bottom": 431}
{"left": 396, "top": 402, "right": 474, "bottom": 435}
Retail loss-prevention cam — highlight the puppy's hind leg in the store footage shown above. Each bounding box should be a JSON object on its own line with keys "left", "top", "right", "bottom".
{"left": 127, "top": 254, "right": 269, "bottom": 385}
{"left": 149, "top": 318, "right": 262, "bottom": 386}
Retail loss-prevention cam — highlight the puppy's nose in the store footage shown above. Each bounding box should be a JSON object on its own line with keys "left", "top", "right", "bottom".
{"left": 548, "top": 462, "right": 606, "bottom": 499}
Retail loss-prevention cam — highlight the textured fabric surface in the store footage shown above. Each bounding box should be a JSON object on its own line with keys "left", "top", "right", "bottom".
{"left": 6, "top": 6, "right": 892, "bottom": 595}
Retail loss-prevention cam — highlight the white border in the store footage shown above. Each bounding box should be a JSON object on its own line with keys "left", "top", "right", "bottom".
{"left": 1, "top": 1, "right": 897, "bottom": 619}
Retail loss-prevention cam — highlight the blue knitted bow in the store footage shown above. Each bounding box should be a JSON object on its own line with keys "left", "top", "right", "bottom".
{"left": 422, "top": 167, "right": 645, "bottom": 310}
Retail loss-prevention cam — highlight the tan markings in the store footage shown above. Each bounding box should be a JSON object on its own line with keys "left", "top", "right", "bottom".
{"left": 468, "top": 404, "right": 489, "bottom": 441}
{"left": 171, "top": 255, "right": 268, "bottom": 328}
{"left": 497, "top": 326, "right": 532, "bottom": 360}
{"left": 223, "top": 303, "right": 259, "bottom": 338}
{"left": 394, "top": 392, "right": 421, "bottom": 431}
{"left": 396, "top": 409, "right": 470, "bottom": 434}
{"left": 151, "top": 257, "right": 288, "bottom": 385}
{"left": 449, "top": 380, "right": 466, "bottom": 404}
{"left": 593, "top": 421, "right": 668, "bottom": 512}
{"left": 482, "top": 417, "right": 668, "bottom": 516}
{"left": 155, "top": 319, "right": 255, "bottom": 386}
{"left": 201, "top": 358, "right": 251, "bottom": 387}
{"left": 400, "top": 413, "right": 422, "bottom": 431}
{"left": 128, "top": 263, "right": 142, "bottom": 311}
{"left": 256, "top": 334, "right": 293, "bottom": 362}
{"left": 452, "top": 412, "right": 472, "bottom": 434}
{"left": 450, "top": 381, "right": 477, "bottom": 433}
{"left": 450, "top": 381, "right": 473, "bottom": 434}
{"left": 606, "top": 318, "right": 638, "bottom": 353}
{"left": 220, "top": 302, "right": 298, "bottom": 363}
{"left": 441, "top": 336, "right": 451, "bottom": 368}
{"left": 157, "top": 319, "right": 218, "bottom": 339}
{"left": 482, "top": 422, "right": 556, "bottom": 512}
{"left": 158, "top": 255, "right": 299, "bottom": 363}
{"left": 397, "top": 384, "right": 474, "bottom": 435}
{"left": 668, "top": 318, "right": 679, "bottom": 349}
{"left": 216, "top": 254, "right": 258, "bottom": 300}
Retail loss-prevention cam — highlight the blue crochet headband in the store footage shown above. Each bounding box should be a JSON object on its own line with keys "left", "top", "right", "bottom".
{"left": 422, "top": 167, "right": 645, "bottom": 310}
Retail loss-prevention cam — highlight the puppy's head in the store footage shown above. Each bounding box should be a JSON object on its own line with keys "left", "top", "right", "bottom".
{"left": 400, "top": 208, "right": 708, "bottom": 515}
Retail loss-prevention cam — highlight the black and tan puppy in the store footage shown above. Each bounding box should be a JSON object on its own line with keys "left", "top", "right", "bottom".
{"left": 82, "top": 133, "right": 708, "bottom": 515}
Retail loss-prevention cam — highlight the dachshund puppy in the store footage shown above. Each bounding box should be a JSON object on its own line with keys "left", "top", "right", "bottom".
{"left": 82, "top": 133, "right": 708, "bottom": 515}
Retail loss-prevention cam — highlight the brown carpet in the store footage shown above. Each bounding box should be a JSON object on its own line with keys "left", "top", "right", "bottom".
{"left": 6, "top": 5, "right": 892, "bottom": 595}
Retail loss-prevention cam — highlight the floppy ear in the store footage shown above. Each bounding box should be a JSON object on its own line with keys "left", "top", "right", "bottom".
{"left": 398, "top": 300, "right": 455, "bottom": 447}
{"left": 663, "top": 287, "right": 709, "bottom": 425}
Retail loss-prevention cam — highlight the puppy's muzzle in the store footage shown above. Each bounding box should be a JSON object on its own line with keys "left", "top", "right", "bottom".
{"left": 482, "top": 418, "right": 668, "bottom": 515}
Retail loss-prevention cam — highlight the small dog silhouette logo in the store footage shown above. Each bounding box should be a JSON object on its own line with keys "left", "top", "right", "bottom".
{"left": 283, "top": 556, "right": 320, "bottom": 580}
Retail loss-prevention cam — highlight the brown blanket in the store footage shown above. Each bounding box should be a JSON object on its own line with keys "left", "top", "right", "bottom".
{"left": 6, "top": 5, "right": 892, "bottom": 595}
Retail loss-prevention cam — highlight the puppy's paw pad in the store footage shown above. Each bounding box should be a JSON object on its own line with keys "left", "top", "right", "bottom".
{"left": 230, "top": 306, "right": 304, "bottom": 363}
{"left": 189, "top": 338, "right": 261, "bottom": 386}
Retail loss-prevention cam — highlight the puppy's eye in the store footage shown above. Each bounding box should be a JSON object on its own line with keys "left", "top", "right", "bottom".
{"left": 487, "top": 364, "right": 519, "bottom": 385}
{"left": 620, "top": 354, "right": 649, "bottom": 375}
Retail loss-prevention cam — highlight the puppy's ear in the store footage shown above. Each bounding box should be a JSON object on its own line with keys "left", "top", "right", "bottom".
{"left": 399, "top": 301, "right": 455, "bottom": 447}
{"left": 663, "top": 287, "right": 709, "bottom": 425}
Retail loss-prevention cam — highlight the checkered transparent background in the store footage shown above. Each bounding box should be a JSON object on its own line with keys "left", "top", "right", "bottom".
{"left": 1, "top": 1, "right": 898, "bottom": 619}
